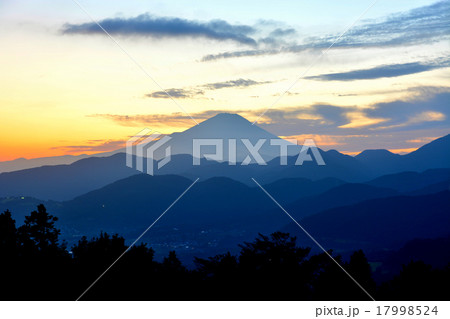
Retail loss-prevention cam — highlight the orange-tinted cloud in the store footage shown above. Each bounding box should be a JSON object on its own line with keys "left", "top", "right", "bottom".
{"left": 50, "top": 139, "right": 126, "bottom": 154}
{"left": 280, "top": 134, "right": 344, "bottom": 147}
{"left": 88, "top": 110, "right": 245, "bottom": 128}
{"left": 406, "top": 136, "right": 439, "bottom": 143}
{"left": 339, "top": 112, "right": 388, "bottom": 129}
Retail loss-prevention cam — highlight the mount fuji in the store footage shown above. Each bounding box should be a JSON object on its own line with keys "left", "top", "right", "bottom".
{"left": 138, "top": 112, "right": 300, "bottom": 163}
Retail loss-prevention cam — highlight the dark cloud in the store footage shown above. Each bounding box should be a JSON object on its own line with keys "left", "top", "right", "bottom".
{"left": 204, "top": 78, "right": 271, "bottom": 90}
{"left": 337, "top": 1, "right": 450, "bottom": 48}
{"left": 306, "top": 59, "right": 450, "bottom": 81}
{"left": 269, "top": 28, "right": 296, "bottom": 38}
{"left": 259, "top": 28, "right": 297, "bottom": 46}
{"left": 202, "top": 1, "right": 450, "bottom": 61}
{"left": 257, "top": 89, "right": 450, "bottom": 136}
{"left": 62, "top": 13, "right": 301, "bottom": 49}
{"left": 202, "top": 49, "right": 279, "bottom": 61}
{"left": 145, "top": 78, "right": 272, "bottom": 99}
{"left": 365, "top": 90, "right": 450, "bottom": 131}
{"left": 62, "top": 13, "right": 257, "bottom": 45}
{"left": 257, "top": 104, "right": 353, "bottom": 136}
{"left": 145, "top": 88, "right": 204, "bottom": 99}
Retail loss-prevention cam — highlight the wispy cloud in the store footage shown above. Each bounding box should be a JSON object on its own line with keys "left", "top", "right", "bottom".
{"left": 337, "top": 1, "right": 450, "bottom": 47}
{"left": 145, "top": 88, "right": 204, "bottom": 99}
{"left": 280, "top": 134, "right": 370, "bottom": 147}
{"left": 90, "top": 89, "right": 450, "bottom": 137}
{"left": 51, "top": 139, "right": 126, "bottom": 153}
{"left": 88, "top": 110, "right": 237, "bottom": 127}
{"left": 406, "top": 136, "right": 439, "bottom": 144}
{"left": 62, "top": 13, "right": 257, "bottom": 45}
{"left": 338, "top": 112, "right": 387, "bottom": 128}
{"left": 253, "top": 88, "right": 450, "bottom": 135}
{"left": 145, "top": 78, "right": 272, "bottom": 99}
{"left": 365, "top": 90, "right": 450, "bottom": 131}
{"left": 203, "top": 78, "right": 272, "bottom": 90}
{"left": 202, "top": 49, "right": 279, "bottom": 62}
{"left": 202, "top": 1, "right": 450, "bottom": 61}
{"left": 375, "top": 111, "right": 446, "bottom": 130}
{"left": 268, "top": 28, "right": 297, "bottom": 38}
{"left": 306, "top": 59, "right": 450, "bottom": 81}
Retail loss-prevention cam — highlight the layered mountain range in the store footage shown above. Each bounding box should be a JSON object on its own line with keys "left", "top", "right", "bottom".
{"left": 1, "top": 113, "right": 449, "bottom": 265}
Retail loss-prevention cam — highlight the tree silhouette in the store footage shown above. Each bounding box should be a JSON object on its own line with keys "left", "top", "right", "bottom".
{"left": 17, "top": 204, "right": 66, "bottom": 257}
{"left": 72, "top": 232, "right": 126, "bottom": 264}
{"left": 0, "top": 210, "right": 19, "bottom": 299}
{"left": 194, "top": 252, "right": 239, "bottom": 279}
{"left": 0, "top": 210, "right": 18, "bottom": 257}
{"left": 346, "top": 250, "right": 376, "bottom": 298}
{"left": 0, "top": 205, "right": 447, "bottom": 301}
{"left": 163, "top": 251, "right": 185, "bottom": 272}
{"left": 306, "top": 250, "right": 347, "bottom": 300}
{"left": 239, "top": 232, "right": 311, "bottom": 269}
{"left": 0, "top": 205, "right": 70, "bottom": 300}
{"left": 237, "top": 232, "right": 311, "bottom": 300}
{"left": 378, "top": 261, "right": 450, "bottom": 300}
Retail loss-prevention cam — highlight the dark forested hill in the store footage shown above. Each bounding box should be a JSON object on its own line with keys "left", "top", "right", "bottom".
{"left": 283, "top": 191, "right": 450, "bottom": 253}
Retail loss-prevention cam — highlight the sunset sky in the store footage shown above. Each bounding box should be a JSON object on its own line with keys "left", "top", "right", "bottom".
{"left": 0, "top": 0, "right": 449, "bottom": 161}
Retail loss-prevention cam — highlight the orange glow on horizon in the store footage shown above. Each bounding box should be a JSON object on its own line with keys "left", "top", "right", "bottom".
{"left": 388, "top": 147, "right": 418, "bottom": 155}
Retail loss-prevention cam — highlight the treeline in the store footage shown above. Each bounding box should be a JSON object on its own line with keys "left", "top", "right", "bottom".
{"left": 0, "top": 205, "right": 448, "bottom": 300}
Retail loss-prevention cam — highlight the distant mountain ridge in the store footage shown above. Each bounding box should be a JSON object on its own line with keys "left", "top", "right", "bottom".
{"left": 284, "top": 183, "right": 400, "bottom": 220}
{"left": 366, "top": 168, "right": 450, "bottom": 192}
{"left": 356, "top": 134, "right": 450, "bottom": 176}
{"left": 0, "top": 149, "right": 121, "bottom": 173}
{"left": 5, "top": 112, "right": 447, "bottom": 174}
{"left": 283, "top": 190, "right": 450, "bottom": 253}
{"left": 3, "top": 173, "right": 448, "bottom": 264}
{"left": 0, "top": 154, "right": 138, "bottom": 200}
{"left": 0, "top": 113, "right": 449, "bottom": 200}
{"left": 1, "top": 113, "right": 449, "bottom": 266}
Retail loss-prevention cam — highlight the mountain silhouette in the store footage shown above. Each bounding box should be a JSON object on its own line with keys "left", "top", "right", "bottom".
{"left": 406, "top": 179, "right": 450, "bottom": 196}
{"left": 283, "top": 191, "right": 450, "bottom": 253}
{"left": 2, "top": 169, "right": 449, "bottom": 264}
{"left": 403, "top": 134, "right": 450, "bottom": 170}
{"left": 260, "top": 177, "right": 345, "bottom": 205}
{"left": 366, "top": 168, "right": 450, "bottom": 192}
{"left": 0, "top": 149, "right": 121, "bottom": 173}
{"left": 138, "top": 112, "right": 299, "bottom": 162}
{"left": 356, "top": 134, "right": 450, "bottom": 176}
{"left": 0, "top": 154, "right": 138, "bottom": 201}
{"left": 55, "top": 174, "right": 288, "bottom": 261}
{"left": 0, "top": 113, "right": 448, "bottom": 201}
{"left": 58, "top": 174, "right": 300, "bottom": 235}
{"left": 355, "top": 149, "right": 402, "bottom": 175}
{"left": 257, "top": 149, "right": 370, "bottom": 183}
{"left": 372, "top": 236, "right": 450, "bottom": 282}
{"left": 284, "top": 183, "right": 400, "bottom": 220}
